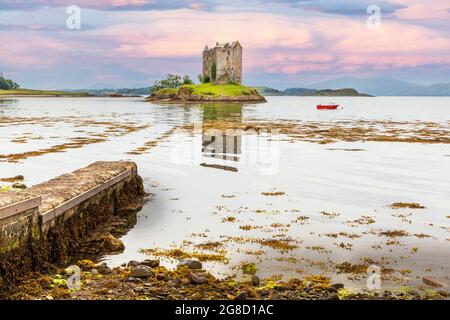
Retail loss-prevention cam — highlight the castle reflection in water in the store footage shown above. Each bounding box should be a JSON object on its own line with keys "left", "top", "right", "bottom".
{"left": 200, "top": 103, "right": 243, "bottom": 172}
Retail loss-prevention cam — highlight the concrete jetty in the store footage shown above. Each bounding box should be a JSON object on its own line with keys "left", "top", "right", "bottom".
{"left": 0, "top": 161, "right": 145, "bottom": 290}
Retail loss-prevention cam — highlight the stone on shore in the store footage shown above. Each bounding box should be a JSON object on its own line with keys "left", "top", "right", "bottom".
{"left": 423, "top": 277, "right": 447, "bottom": 288}
{"left": 103, "top": 234, "right": 125, "bottom": 252}
{"left": 130, "top": 265, "right": 154, "bottom": 278}
{"left": 178, "top": 259, "right": 202, "bottom": 270}
{"left": 251, "top": 275, "right": 260, "bottom": 286}
{"left": 127, "top": 260, "right": 140, "bottom": 267}
{"left": 189, "top": 272, "right": 208, "bottom": 285}
{"left": 140, "top": 259, "right": 160, "bottom": 268}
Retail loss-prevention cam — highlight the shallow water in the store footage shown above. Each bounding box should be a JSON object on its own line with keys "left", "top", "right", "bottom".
{"left": 1, "top": 96, "right": 449, "bottom": 290}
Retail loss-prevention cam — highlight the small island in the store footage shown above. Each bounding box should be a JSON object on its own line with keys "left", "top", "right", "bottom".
{"left": 309, "top": 88, "right": 371, "bottom": 97}
{"left": 255, "top": 86, "right": 372, "bottom": 97}
{"left": 147, "top": 82, "right": 266, "bottom": 102}
{"left": 147, "top": 41, "right": 266, "bottom": 103}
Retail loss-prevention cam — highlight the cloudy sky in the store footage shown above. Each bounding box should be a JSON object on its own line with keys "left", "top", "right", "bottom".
{"left": 0, "top": 0, "right": 449, "bottom": 89}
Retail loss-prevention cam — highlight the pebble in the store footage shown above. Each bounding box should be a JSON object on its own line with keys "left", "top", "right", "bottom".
{"left": 127, "top": 260, "right": 140, "bottom": 267}
{"left": 331, "top": 283, "right": 345, "bottom": 290}
{"left": 98, "top": 265, "right": 112, "bottom": 275}
{"left": 189, "top": 272, "right": 208, "bottom": 285}
{"left": 251, "top": 275, "right": 260, "bottom": 286}
{"left": 178, "top": 259, "right": 202, "bottom": 270}
{"left": 234, "top": 291, "right": 248, "bottom": 300}
{"left": 130, "top": 265, "right": 154, "bottom": 278}
{"left": 140, "top": 259, "right": 160, "bottom": 268}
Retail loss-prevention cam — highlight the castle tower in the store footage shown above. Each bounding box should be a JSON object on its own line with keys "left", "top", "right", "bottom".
{"left": 202, "top": 41, "right": 242, "bottom": 84}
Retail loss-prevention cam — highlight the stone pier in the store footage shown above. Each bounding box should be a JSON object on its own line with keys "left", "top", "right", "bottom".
{"left": 0, "top": 161, "right": 145, "bottom": 291}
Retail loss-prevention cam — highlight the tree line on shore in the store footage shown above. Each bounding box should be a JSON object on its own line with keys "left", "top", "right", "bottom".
{"left": 0, "top": 74, "right": 20, "bottom": 90}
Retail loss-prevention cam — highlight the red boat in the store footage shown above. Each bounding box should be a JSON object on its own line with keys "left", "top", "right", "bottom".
{"left": 317, "top": 104, "right": 339, "bottom": 110}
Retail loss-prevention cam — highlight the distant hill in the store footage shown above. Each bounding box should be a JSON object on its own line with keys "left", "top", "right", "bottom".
{"left": 306, "top": 77, "right": 450, "bottom": 96}
{"left": 254, "top": 86, "right": 369, "bottom": 96}
{"left": 70, "top": 87, "right": 151, "bottom": 96}
{"left": 255, "top": 86, "right": 316, "bottom": 96}
{"left": 311, "top": 88, "right": 371, "bottom": 97}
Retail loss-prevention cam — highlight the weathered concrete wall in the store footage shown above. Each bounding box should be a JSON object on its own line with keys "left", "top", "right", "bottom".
{"left": 0, "top": 161, "right": 145, "bottom": 292}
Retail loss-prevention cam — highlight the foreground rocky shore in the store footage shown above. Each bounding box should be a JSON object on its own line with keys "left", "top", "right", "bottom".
{"left": 8, "top": 258, "right": 448, "bottom": 300}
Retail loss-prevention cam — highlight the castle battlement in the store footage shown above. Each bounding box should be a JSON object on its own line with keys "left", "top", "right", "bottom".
{"left": 202, "top": 41, "right": 242, "bottom": 84}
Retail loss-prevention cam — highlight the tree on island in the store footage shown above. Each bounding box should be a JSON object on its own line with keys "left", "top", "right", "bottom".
{"left": 0, "top": 73, "right": 20, "bottom": 90}
{"left": 153, "top": 74, "right": 193, "bottom": 90}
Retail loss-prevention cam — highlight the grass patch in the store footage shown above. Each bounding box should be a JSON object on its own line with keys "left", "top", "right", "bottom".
{"left": 153, "top": 83, "right": 259, "bottom": 97}
{"left": 0, "top": 89, "right": 91, "bottom": 97}
{"left": 184, "top": 83, "right": 259, "bottom": 96}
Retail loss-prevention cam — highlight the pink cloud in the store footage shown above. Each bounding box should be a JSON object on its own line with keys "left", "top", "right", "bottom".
{"left": 2, "top": 7, "right": 449, "bottom": 78}
{"left": 390, "top": 0, "right": 450, "bottom": 20}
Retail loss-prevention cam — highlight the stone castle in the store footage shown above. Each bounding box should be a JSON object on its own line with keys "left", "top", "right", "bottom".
{"left": 202, "top": 41, "right": 242, "bottom": 84}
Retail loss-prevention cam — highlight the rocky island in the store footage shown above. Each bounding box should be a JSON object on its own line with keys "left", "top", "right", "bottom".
{"left": 147, "top": 41, "right": 266, "bottom": 103}
{"left": 146, "top": 83, "right": 266, "bottom": 103}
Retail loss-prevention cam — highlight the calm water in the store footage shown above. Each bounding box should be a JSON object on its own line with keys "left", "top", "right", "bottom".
{"left": 1, "top": 96, "right": 449, "bottom": 290}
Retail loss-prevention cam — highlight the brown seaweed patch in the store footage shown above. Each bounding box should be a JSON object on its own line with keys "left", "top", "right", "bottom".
{"left": 261, "top": 191, "right": 285, "bottom": 196}
{"left": 140, "top": 248, "right": 229, "bottom": 263}
{"left": 221, "top": 216, "right": 237, "bottom": 223}
{"left": 347, "top": 215, "right": 375, "bottom": 226}
{"left": 326, "top": 148, "right": 366, "bottom": 152}
{"left": 127, "top": 127, "right": 178, "bottom": 155}
{"left": 324, "top": 232, "right": 361, "bottom": 239}
{"left": 253, "top": 238, "right": 298, "bottom": 252}
{"left": 379, "top": 230, "right": 410, "bottom": 237}
{"left": 388, "top": 202, "right": 426, "bottom": 209}
{"left": 195, "top": 242, "right": 224, "bottom": 252}
{"left": 0, "top": 175, "right": 24, "bottom": 183}
{"left": 0, "top": 137, "right": 108, "bottom": 163}
{"left": 320, "top": 211, "right": 340, "bottom": 219}
{"left": 181, "top": 119, "right": 450, "bottom": 144}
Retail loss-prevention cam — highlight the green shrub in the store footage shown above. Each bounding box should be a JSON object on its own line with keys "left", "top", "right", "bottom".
{"left": 211, "top": 63, "right": 217, "bottom": 82}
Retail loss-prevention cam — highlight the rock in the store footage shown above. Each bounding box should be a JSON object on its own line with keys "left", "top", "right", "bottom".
{"left": 156, "top": 273, "right": 169, "bottom": 281}
{"left": 178, "top": 259, "right": 202, "bottom": 270}
{"left": 234, "top": 291, "right": 248, "bottom": 300}
{"left": 423, "top": 276, "right": 447, "bottom": 288}
{"left": 12, "top": 182, "right": 27, "bottom": 189}
{"left": 189, "top": 272, "right": 208, "bottom": 285}
{"left": 328, "top": 287, "right": 338, "bottom": 293}
{"left": 251, "top": 275, "right": 260, "bottom": 286}
{"left": 327, "top": 294, "right": 339, "bottom": 300}
{"left": 171, "top": 278, "right": 182, "bottom": 286}
{"left": 104, "top": 234, "right": 124, "bottom": 252}
{"left": 98, "top": 265, "right": 112, "bottom": 275}
{"left": 127, "top": 260, "right": 140, "bottom": 267}
{"left": 134, "top": 287, "right": 145, "bottom": 293}
{"left": 331, "top": 283, "right": 345, "bottom": 290}
{"left": 130, "top": 265, "right": 154, "bottom": 278}
{"left": 258, "top": 290, "right": 268, "bottom": 296}
{"left": 140, "top": 259, "right": 159, "bottom": 268}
